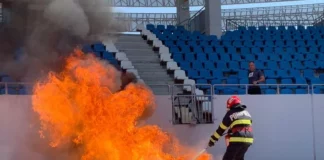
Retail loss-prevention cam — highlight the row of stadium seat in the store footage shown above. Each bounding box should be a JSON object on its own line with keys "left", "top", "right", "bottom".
{"left": 166, "top": 39, "right": 324, "bottom": 48}
{"left": 172, "top": 53, "right": 324, "bottom": 61}
{"left": 177, "top": 60, "right": 324, "bottom": 70}
{"left": 195, "top": 77, "right": 321, "bottom": 86}
{"left": 0, "top": 43, "right": 121, "bottom": 95}
{"left": 208, "top": 88, "right": 321, "bottom": 95}
{"left": 146, "top": 24, "right": 324, "bottom": 94}
{"left": 168, "top": 46, "right": 324, "bottom": 55}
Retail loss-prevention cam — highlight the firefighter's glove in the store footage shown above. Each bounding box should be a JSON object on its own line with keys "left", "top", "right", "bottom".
{"left": 208, "top": 140, "right": 215, "bottom": 147}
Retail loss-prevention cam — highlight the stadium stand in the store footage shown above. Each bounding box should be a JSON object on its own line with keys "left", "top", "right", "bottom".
{"left": 0, "top": 42, "right": 142, "bottom": 95}
{"left": 139, "top": 24, "right": 324, "bottom": 95}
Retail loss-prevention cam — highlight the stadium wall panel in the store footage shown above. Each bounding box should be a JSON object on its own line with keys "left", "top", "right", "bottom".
{"left": 0, "top": 95, "right": 323, "bottom": 160}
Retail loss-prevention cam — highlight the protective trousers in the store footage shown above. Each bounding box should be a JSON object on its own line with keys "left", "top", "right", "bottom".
{"left": 223, "top": 143, "right": 251, "bottom": 160}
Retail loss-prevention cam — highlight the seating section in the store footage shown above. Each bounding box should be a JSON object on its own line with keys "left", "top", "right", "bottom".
{"left": 146, "top": 24, "right": 324, "bottom": 94}
{"left": 0, "top": 42, "right": 123, "bottom": 95}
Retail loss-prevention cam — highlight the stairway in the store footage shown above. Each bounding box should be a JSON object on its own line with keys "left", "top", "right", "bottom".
{"left": 115, "top": 34, "right": 182, "bottom": 95}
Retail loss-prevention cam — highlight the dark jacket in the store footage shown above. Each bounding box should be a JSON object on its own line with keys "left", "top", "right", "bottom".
{"left": 210, "top": 104, "right": 253, "bottom": 144}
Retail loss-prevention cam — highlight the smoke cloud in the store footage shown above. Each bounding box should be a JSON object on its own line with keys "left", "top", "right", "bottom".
{"left": 0, "top": 0, "right": 133, "bottom": 159}
{"left": 0, "top": 0, "right": 122, "bottom": 82}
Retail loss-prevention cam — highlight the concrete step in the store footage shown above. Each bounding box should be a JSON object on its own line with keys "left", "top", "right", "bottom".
{"left": 132, "top": 63, "right": 163, "bottom": 68}
{"left": 134, "top": 68, "right": 167, "bottom": 72}
{"left": 117, "top": 35, "right": 144, "bottom": 42}
{"left": 127, "top": 57, "right": 160, "bottom": 62}
{"left": 140, "top": 73, "right": 170, "bottom": 77}
{"left": 119, "top": 49, "right": 156, "bottom": 55}
{"left": 115, "top": 42, "right": 151, "bottom": 49}
{"left": 140, "top": 74, "right": 173, "bottom": 79}
{"left": 145, "top": 80, "right": 175, "bottom": 85}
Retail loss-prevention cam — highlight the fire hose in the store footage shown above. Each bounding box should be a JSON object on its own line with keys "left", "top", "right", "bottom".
{"left": 192, "top": 132, "right": 229, "bottom": 160}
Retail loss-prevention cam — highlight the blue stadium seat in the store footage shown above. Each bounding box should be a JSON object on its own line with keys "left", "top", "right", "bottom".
{"left": 265, "top": 41, "right": 275, "bottom": 47}
{"left": 292, "top": 61, "right": 305, "bottom": 69}
{"left": 266, "top": 79, "right": 277, "bottom": 89}
{"left": 264, "top": 70, "right": 277, "bottom": 79}
{"left": 305, "top": 54, "right": 316, "bottom": 61}
{"left": 238, "top": 70, "right": 248, "bottom": 78}
{"left": 216, "top": 47, "right": 226, "bottom": 54}
{"left": 216, "top": 62, "right": 230, "bottom": 71}
{"left": 212, "top": 70, "right": 225, "bottom": 79}
{"left": 241, "top": 47, "right": 251, "bottom": 54}
{"left": 92, "top": 43, "right": 106, "bottom": 52}
{"left": 296, "top": 89, "right": 307, "bottom": 94}
{"left": 269, "top": 54, "right": 280, "bottom": 61}
{"left": 196, "top": 53, "right": 207, "bottom": 62}
{"left": 184, "top": 54, "right": 195, "bottom": 62}
{"left": 200, "top": 70, "right": 214, "bottom": 80}
{"left": 192, "top": 61, "right": 203, "bottom": 70}
{"left": 279, "top": 61, "right": 291, "bottom": 69}
{"left": 281, "top": 89, "right": 293, "bottom": 94}
{"left": 304, "top": 61, "right": 318, "bottom": 69}
{"left": 281, "top": 78, "right": 295, "bottom": 89}
{"left": 1, "top": 76, "right": 14, "bottom": 82}
{"left": 251, "top": 47, "right": 262, "bottom": 54}
{"left": 220, "top": 54, "right": 231, "bottom": 61}
{"left": 207, "top": 53, "right": 219, "bottom": 61}
{"left": 267, "top": 61, "right": 279, "bottom": 70}
{"left": 277, "top": 70, "right": 291, "bottom": 78}
{"left": 228, "top": 62, "right": 240, "bottom": 71}
{"left": 264, "top": 47, "right": 274, "bottom": 54}
{"left": 173, "top": 54, "right": 184, "bottom": 62}
{"left": 303, "top": 69, "right": 315, "bottom": 79}
{"left": 204, "top": 61, "right": 216, "bottom": 70}
{"left": 179, "top": 62, "right": 191, "bottom": 70}
{"left": 240, "top": 61, "right": 249, "bottom": 70}
{"left": 265, "top": 89, "right": 276, "bottom": 94}
{"left": 187, "top": 70, "right": 202, "bottom": 79}
{"left": 232, "top": 54, "right": 242, "bottom": 61}
{"left": 295, "top": 77, "right": 308, "bottom": 88}
{"left": 204, "top": 46, "right": 214, "bottom": 53}
{"left": 275, "top": 40, "right": 285, "bottom": 47}
{"left": 244, "top": 54, "right": 255, "bottom": 61}
{"left": 244, "top": 41, "right": 254, "bottom": 47}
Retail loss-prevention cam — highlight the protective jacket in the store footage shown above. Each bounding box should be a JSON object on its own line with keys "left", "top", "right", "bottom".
{"left": 210, "top": 104, "right": 253, "bottom": 144}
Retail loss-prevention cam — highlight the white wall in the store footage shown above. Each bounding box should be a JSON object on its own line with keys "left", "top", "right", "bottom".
{"left": 0, "top": 95, "right": 322, "bottom": 160}
{"left": 151, "top": 95, "right": 320, "bottom": 160}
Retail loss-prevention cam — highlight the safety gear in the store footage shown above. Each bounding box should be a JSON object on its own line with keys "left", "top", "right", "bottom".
{"left": 208, "top": 140, "right": 215, "bottom": 147}
{"left": 209, "top": 104, "right": 253, "bottom": 146}
{"left": 226, "top": 95, "right": 241, "bottom": 109}
{"left": 223, "top": 143, "right": 251, "bottom": 160}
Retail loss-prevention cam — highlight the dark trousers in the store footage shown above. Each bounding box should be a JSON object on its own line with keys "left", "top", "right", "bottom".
{"left": 223, "top": 143, "right": 251, "bottom": 160}
{"left": 248, "top": 86, "right": 261, "bottom": 95}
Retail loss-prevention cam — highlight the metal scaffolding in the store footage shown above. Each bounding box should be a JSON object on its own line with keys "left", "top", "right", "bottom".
{"left": 113, "top": 3, "right": 324, "bottom": 31}
{"left": 111, "top": 0, "right": 299, "bottom": 7}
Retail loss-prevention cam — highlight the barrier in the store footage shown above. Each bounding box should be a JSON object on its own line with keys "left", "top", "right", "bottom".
{"left": 171, "top": 94, "right": 213, "bottom": 124}
{"left": 0, "top": 82, "right": 322, "bottom": 95}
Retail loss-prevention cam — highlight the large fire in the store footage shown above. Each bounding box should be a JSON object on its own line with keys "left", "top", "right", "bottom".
{"left": 32, "top": 49, "right": 212, "bottom": 160}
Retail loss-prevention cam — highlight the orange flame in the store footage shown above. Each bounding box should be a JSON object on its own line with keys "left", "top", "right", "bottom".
{"left": 32, "top": 49, "right": 212, "bottom": 160}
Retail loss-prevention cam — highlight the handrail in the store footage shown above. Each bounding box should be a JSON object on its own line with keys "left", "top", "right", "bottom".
{"left": 225, "top": 19, "right": 318, "bottom": 31}
{"left": 0, "top": 82, "right": 320, "bottom": 95}
{"left": 314, "top": 13, "right": 324, "bottom": 26}
{"left": 177, "top": 6, "right": 206, "bottom": 31}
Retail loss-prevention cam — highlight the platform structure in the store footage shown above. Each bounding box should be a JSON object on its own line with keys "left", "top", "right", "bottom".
{"left": 110, "top": 0, "right": 300, "bottom": 7}
{"left": 113, "top": 3, "right": 324, "bottom": 32}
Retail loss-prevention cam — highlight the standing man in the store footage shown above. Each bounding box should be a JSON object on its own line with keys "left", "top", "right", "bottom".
{"left": 248, "top": 61, "right": 265, "bottom": 94}
{"left": 207, "top": 96, "right": 253, "bottom": 160}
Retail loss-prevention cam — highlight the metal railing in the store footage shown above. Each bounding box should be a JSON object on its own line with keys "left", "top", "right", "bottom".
{"left": 225, "top": 19, "right": 318, "bottom": 31}
{"left": 1, "top": 82, "right": 323, "bottom": 95}
{"left": 2, "top": 82, "right": 324, "bottom": 125}
{"left": 177, "top": 6, "right": 205, "bottom": 32}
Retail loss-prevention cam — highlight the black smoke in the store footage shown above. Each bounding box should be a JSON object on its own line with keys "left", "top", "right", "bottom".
{"left": 0, "top": 0, "right": 123, "bottom": 82}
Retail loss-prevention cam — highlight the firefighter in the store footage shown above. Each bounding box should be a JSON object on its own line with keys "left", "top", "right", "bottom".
{"left": 208, "top": 95, "right": 253, "bottom": 160}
